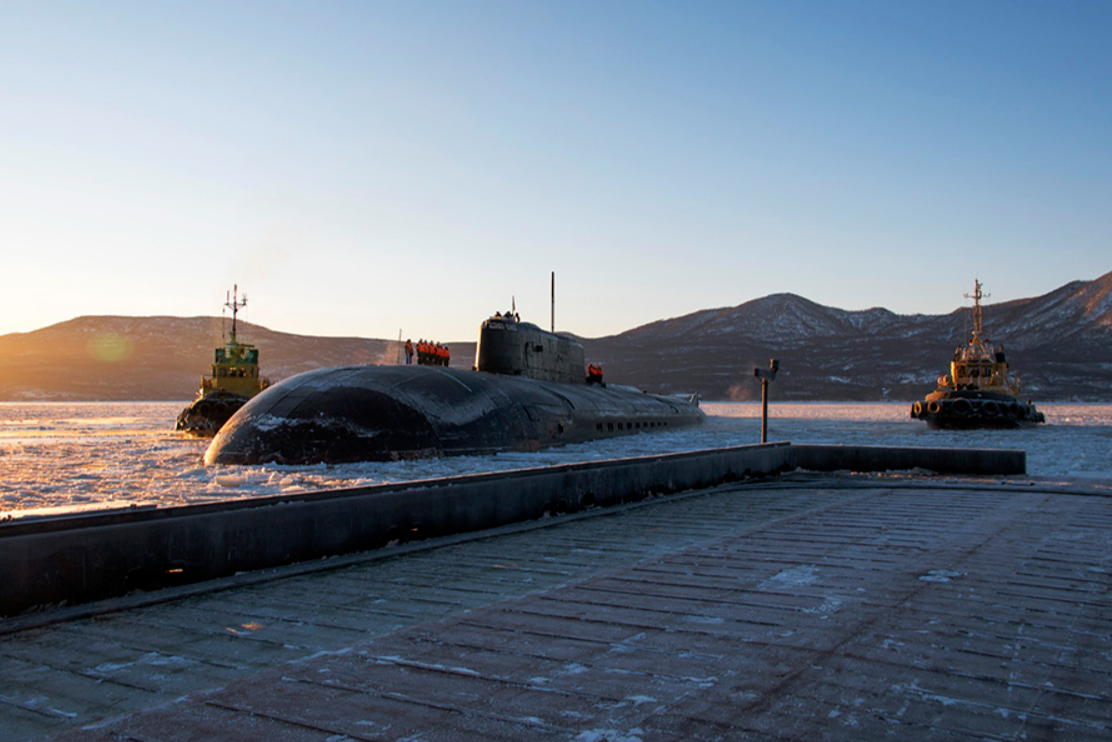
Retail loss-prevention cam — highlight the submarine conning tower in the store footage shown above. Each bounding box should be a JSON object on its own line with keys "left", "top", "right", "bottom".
{"left": 475, "top": 313, "right": 585, "bottom": 384}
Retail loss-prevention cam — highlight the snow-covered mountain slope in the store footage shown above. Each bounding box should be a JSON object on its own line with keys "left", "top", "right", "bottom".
{"left": 3, "top": 271, "right": 1111, "bottom": 401}
{"left": 583, "top": 270, "right": 1112, "bottom": 401}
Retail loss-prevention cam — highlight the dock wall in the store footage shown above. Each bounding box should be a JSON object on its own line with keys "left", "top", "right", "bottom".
{"left": 794, "top": 443, "right": 1027, "bottom": 475}
{"left": 0, "top": 443, "right": 1025, "bottom": 618}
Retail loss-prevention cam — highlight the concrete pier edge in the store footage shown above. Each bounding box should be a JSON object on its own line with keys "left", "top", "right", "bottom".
{"left": 0, "top": 442, "right": 1025, "bottom": 619}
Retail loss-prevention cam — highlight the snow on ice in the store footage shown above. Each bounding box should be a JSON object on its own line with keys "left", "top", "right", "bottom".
{"left": 1, "top": 401, "right": 1111, "bottom": 519}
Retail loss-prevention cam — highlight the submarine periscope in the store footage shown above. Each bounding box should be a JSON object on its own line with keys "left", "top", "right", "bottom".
{"left": 204, "top": 312, "right": 705, "bottom": 466}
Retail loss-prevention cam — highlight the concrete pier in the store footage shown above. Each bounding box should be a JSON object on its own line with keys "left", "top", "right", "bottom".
{"left": 0, "top": 443, "right": 1024, "bottom": 618}
{"left": 3, "top": 465, "right": 1110, "bottom": 740}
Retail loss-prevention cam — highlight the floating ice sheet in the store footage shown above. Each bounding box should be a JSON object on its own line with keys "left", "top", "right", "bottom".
{"left": 1, "top": 401, "right": 1110, "bottom": 517}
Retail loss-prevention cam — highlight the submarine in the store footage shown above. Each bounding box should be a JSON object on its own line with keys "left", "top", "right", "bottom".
{"left": 204, "top": 311, "right": 705, "bottom": 465}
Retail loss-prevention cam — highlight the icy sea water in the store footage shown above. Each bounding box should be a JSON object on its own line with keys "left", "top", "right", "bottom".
{"left": 1, "top": 401, "right": 1110, "bottom": 519}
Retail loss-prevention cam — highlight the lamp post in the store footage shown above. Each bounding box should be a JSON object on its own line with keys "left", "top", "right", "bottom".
{"left": 753, "top": 359, "right": 780, "bottom": 444}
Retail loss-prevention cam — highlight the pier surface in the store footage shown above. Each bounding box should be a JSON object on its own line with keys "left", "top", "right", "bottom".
{"left": 3, "top": 473, "right": 1111, "bottom": 741}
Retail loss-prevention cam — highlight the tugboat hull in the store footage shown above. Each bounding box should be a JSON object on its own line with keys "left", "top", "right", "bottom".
{"left": 910, "top": 391, "right": 1045, "bottom": 430}
{"left": 175, "top": 390, "right": 251, "bottom": 437}
{"left": 205, "top": 365, "right": 705, "bottom": 465}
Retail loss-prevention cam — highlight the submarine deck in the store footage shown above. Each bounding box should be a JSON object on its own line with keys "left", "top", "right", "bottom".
{"left": 4, "top": 472, "right": 1112, "bottom": 741}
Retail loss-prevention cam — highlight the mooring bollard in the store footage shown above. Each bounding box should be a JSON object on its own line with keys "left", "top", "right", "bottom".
{"left": 753, "top": 359, "right": 779, "bottom": 444}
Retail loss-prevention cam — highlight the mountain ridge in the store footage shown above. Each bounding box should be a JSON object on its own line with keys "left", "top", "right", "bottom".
{"left": 3, "top": 272, "right": 1111, "bottom": 402}
{"left": 582, "top": 270, "right": 1112, "bottom": 401}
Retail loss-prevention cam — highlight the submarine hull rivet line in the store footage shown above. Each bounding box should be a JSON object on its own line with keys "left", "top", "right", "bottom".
{"left": 909, "top": 279, "right": 1045, "bottom": 430}
{"left": 205, "top": 311, "right": 705, "bottom": 465}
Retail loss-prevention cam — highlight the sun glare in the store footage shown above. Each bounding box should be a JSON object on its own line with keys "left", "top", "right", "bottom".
{"left": 87, "top": 333, "right": 134, "bottom": 363}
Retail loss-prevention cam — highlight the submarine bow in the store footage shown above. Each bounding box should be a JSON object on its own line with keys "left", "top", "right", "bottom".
{"left": 204, "top": 365, "right": 705, "bottom": 466}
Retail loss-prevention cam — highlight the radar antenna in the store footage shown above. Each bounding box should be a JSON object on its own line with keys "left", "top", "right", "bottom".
{"left": 964, "top": 279, "right": 988, "bottom": 343}
{"left": 224, "top": 284, "right": 247, "bottom": 345}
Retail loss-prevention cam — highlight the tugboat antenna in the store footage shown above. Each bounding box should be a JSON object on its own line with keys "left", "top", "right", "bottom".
{"left": 964, "top": 279, "right": 988, "bottom": 342}
{"left": 225, "top": 284, "right": 247, "bottom": 345}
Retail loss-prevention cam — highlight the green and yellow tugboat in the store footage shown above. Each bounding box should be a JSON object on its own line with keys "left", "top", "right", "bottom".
{"left": 910, "top": 280, "right": 1045, "bottom": 429}
{"left": 175, "top": 286, "right": 271, "bottom": 436}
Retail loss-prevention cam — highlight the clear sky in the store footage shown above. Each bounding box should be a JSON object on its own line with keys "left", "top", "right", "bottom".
{"left": 2, "top": 1, "right": 1109, "bottom": 341}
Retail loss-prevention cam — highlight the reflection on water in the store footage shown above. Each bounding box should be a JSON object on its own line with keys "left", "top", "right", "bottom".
{"left": 2, "top": 401, "right": 1111, "bottom": 518}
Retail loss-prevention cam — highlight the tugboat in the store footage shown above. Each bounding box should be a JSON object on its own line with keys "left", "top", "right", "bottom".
{"left": 910, "top": 280, "right": 1045, "bottom": 429}
{"left": 175, "top": 286, "right": 271, "bottom": 436}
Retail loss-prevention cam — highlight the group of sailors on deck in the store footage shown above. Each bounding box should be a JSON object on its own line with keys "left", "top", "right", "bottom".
{"left": 405, "top": 338, "right": 450, "bottom": 367}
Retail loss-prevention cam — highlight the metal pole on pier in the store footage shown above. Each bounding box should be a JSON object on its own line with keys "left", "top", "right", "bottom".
{"left": 550, "top": 271, "right": 555, "bottom": 333}
{"left": 754, "top": 359, "right": 780, "bottom": 444}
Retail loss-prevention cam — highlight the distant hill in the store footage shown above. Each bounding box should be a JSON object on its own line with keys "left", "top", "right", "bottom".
{"left": 580, "top": 270, "right": 1112, "bottom": 402}
{"left": 2, "top": 272, "right": 1111, "bottom": 402}
{"left": 0, "top": 317, "right": 405, "bottom": 402}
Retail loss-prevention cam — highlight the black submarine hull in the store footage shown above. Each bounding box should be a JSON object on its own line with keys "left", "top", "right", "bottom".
{"left": 204, "top": 365, "right": 705, "bottom": 465}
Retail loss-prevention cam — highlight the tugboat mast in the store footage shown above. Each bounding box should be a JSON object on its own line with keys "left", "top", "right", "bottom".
{"left": 224, "top": 284, "right": 247, "bottom": 345}
{"left": 964, "top": 279, "right": 988, "bottom": 344}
